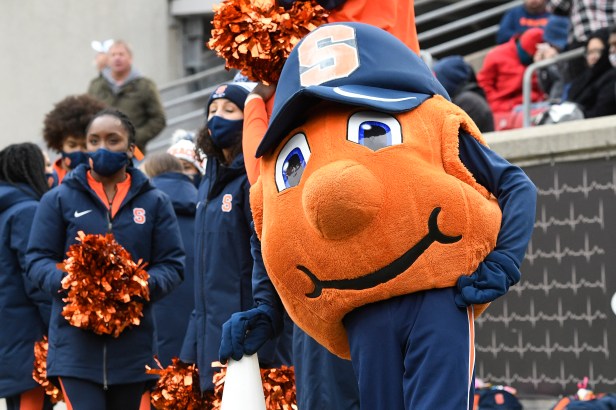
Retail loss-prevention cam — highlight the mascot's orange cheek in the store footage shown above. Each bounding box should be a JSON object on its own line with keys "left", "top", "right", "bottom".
{"left": 254, "top": 100, "right": 501, "bottom": 357}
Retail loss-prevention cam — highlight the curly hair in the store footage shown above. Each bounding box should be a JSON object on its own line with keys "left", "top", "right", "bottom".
{"left": 195, "top": 126, "right": 242, "bottom": 165}
{"left": 43, "top": 94, "right": 107, "bottom": 152}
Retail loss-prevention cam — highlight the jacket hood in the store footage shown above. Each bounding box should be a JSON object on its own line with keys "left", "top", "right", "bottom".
{"left": 151, "top": 172, "right": 198, "bottom": 216}
{"left": 0, "top": 182, "right": 38, "bottom": 213}
{"left": 101, "top": 67, "right": 143, "bottom": 94}
{"left": 433, "top": 56, "right": 473, "bottom": 97}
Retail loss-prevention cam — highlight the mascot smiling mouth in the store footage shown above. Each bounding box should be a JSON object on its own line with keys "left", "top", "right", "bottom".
{"left": 299, "top": 207, "right": 462, "bottom": 298}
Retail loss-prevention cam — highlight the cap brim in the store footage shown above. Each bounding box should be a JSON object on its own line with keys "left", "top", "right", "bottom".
{"left": 256, "top": 85, "right": 430, "bottom": 157}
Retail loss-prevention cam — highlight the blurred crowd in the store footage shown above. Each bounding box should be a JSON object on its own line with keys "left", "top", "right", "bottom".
{"left": 432, "top": 0, "right": 616, "bottom": 131}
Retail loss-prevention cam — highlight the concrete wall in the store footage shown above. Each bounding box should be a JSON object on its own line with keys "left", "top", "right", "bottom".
{"left": 0, "top": 0, "right": 184, "bottom": 151}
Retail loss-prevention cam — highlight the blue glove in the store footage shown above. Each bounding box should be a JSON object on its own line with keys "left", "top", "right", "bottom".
{"left": 454, "top": 252, "right": 520, "bottom": 307}
{"left": 219, "top": 305, "right": 275, "bottom": 364}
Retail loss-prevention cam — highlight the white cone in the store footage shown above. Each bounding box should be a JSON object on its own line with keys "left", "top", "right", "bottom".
{"left": 220, "top": 354, "right": 266, "bottom": 410}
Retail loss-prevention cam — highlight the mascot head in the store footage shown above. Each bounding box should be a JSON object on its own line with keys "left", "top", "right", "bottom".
{"left": 252, "top": 22, "right": 501, "bottom": 358}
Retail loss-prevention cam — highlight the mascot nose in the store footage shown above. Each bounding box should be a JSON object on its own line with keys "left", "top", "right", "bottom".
{"left": 302, "top": 161, "right": 384, "bottom": 240}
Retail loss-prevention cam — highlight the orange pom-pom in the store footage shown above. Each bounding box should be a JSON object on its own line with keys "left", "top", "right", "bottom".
{"left": 208, "top": 0, "right": 328, "bottom": 84}
{"left": 32, "top": 337, "right": 63, "bottom": 403}
{"left": 202, "top": 362, "right": 297, "bottom": 409}
{"left": 58, "top": 231, "right": 149, "bottom": 338}
{"left": 147, "top": 357, "right": 204, "bottom": 409}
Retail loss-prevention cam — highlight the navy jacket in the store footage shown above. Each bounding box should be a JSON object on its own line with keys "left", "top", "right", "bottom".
{"left": 150, "top": 172, "right": 197, "bottom": 367}
{"left": 180, "top": 154, "right": 290, "bottom": 391}
{"left": 0, "top": 183, "right": 51, "bottom": 397}
{"left": 26, "top": 165, "right": 184, "bottom": 386}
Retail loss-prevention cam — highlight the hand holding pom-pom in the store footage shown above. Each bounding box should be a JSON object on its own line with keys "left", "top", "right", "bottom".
{"left": 208, "top": 0, "right": 328, "bottom": 84}
{"left": 58, "top": 231, "right": 149, "bottom": 338}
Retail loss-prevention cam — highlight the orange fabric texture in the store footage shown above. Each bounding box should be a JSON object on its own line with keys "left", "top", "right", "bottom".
{"left": 87, "top": 171, "right": 132, "bottom": 218}
{"left": 242, "top": 94, "right": 274, "bottom": 185}
{"left": 17, "top": 387, "right": 45, "bottom": 410}
{"left": 327, "top": 0, "right": 420, "bottom": 54}
{"left": 52, "top": 158, "right": 67, "bottom": 185}
{"left": 251, "top": 96, "right": 501, "bottom": 358}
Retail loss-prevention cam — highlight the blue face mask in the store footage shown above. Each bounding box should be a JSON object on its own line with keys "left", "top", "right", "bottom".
{"left": 207, "top": 116, "right": 243, "bottom": 149}
{"left": 61, "top": 151, "right": 89, "bottom": 169}
{"left": 89, "top": 148, "right": 129, "bottom": 176}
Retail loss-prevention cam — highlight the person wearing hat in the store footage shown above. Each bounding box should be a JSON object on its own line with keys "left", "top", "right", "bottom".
{"left": 166, "top": 135, "right": 204, "bottom": 188}
{"left": 218, "top": 22, "right": 536, "bottom": 409}
{"left": 478, "top": 27, "right": 547, "bottom": 130}
{"left": 433, "top": 55, "right": 495, "bottom": 133}
{"left": 179, "top": 82, "right": 292, "bottom": 394}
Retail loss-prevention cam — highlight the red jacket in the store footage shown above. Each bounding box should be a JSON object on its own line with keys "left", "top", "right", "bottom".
{"left": 477, "top": 39, "right": 544, "bottom": 114}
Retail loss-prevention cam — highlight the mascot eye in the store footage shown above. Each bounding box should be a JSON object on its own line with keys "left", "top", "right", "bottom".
{"left": 347, "top": 111, "right": 402, "bottom": 151}
{"left": 275, "top": 133, "right": 311, "bottom": 191}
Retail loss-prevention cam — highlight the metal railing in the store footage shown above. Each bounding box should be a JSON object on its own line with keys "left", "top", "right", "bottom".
{"left": 158, "top": 64, "right": 229, "bottom": 95}
{"left": 522, "top": 47, "right": 585, "bottom": 127}
{"left": 418, "top": 0, "right": 521, "bottom": 40}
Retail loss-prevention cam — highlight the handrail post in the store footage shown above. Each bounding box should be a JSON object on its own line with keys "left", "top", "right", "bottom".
{"left": 522, "top": 47, "right": 585, "bottom": 128}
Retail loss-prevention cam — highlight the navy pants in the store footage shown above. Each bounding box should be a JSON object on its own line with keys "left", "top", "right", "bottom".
{"left": 60, "top": 377, "right": 147, "bottom": 410}
{"left": 293, "top": 325, "right": 360, "bottom": 409}
{"left": 343, "top": 287, "right": 476, "bottom": 410}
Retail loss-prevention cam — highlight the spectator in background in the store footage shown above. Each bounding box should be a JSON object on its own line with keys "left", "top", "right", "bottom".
{"left": 547, "top": 0, "right": 616, "bottom": 78}
{"left": 91, "top": 39, "right": 113, "bottom": 74}
{"left": 497, "top": 0, "right": 550, "bottom": 44}
{"left": 433, "top": 55, "right": 495, "bottom": 132}
{"left": 0, "top": 143, "right": 53, "bottom": 410}
{"left": 141, "top": 152, "right": 197, "bottom": 368}
{"left": 179, "top": 82, "right": 292, "bottom": 394}
{"left": 547, "top": 0, "right": 616, "bottom": 47}
{"left": 42, "top": 94, "right": 107, "bottom": 186}
{"left": 166, "top": 130, "right": 204, "bottom": 188}
{"left": 87, "top": 40, "right": 166, "bottom": 155}
{"left": 535, "top": 14, "right": 571, "bottom": 101}
{"left": 478, "top": 28, "right": 546, "bottom": 130}
{"left": 566, "top": 27, "right": 616, "bottom": 118}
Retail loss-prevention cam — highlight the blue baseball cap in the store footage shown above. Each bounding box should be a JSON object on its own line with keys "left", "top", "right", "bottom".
{"left": 256, "top": 22, "right": 450, "bottom": 157}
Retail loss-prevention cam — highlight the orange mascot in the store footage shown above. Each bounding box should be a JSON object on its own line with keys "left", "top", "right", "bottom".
{"left": 220, "top": 22, "right": 537, "bottom": 409}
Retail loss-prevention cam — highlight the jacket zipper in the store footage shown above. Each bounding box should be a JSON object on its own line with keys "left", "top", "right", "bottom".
{"left": 103, "top": 342, "right": 108, "bottom": 390}
{"left": 106, "top": 207, "right": 113, "bottom": 232}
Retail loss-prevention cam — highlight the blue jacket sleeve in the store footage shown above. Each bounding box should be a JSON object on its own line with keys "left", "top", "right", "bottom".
{"left": 147, "top": 195, "right": 186, "bottom": 302}
{"left": 496, "top": 10, "right": 517, "bottom": 44}
{"left": 26, "top": 191, "right": 68, "bottom": 298}
{"left": 251, "top": 223, "right": 285, "bottom": 336}
{"left": 12, "top": 204, "right": 52, "bottom": 328}
{"left": 456, "top": 132, "right": 537, "bottom": 305}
